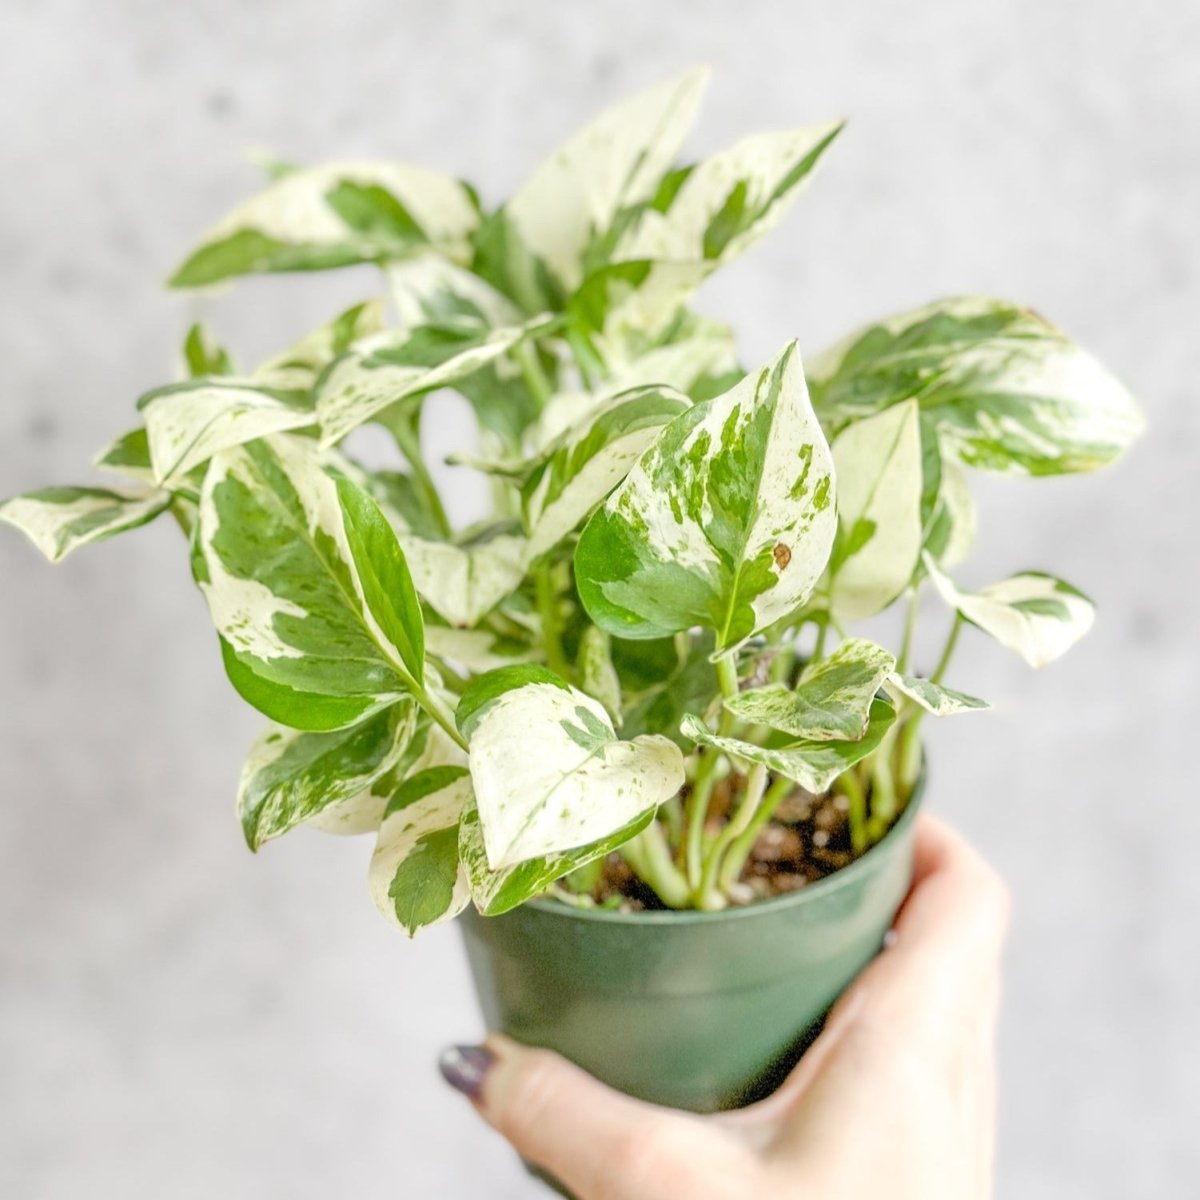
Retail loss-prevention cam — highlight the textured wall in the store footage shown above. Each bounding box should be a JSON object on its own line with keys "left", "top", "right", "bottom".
{"left": 1, "top": 2, "right": 1196, "bottom": 1197}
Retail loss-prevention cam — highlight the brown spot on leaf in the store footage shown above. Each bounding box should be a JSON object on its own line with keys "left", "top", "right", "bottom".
{"left": 773, "top": 542, "right": 792, "bottom": 569}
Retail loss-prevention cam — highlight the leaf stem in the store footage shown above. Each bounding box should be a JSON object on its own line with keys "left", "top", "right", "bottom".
{"left": 840, "top": 768, "right": 869, "bottom": 853}
{"left": 931, "top": 612, "right": 964, "bottom": 684}
{"left": 716, "top": 653, "right": 740, "bottom": 700}
{"left": 514, "top": 341, "right": 553, "bottom": 408}
{"left": 415, "top": 683, "right": 468, "bottom": 752}
{"left": 621, "top": 822, "right": 691, "bottom": 908}
{"left": 897, "top": 586, "right": 920, "bottom": 673}
{"left": 684, "top": 749, "right": 722, "bottom": 887}
{"left": 534, "top": 563, "right": 571, "bottom": 679}
{"left": 812, "top": 618, "right": 829, "bottom": 663}
{"left": 388, "top": 408, "right": 453, "bottom": 539}
{"left": 696, "top": 763, "right": 767, "bottom": 907}
{"left": 716, "top": 772, "right": 794, "bottom": 892}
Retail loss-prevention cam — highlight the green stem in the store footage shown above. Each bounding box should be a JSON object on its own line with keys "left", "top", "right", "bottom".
{"left": 868, "top": 725, "right": 899, "bottom": 838}
{"left": 515, "top": 341, "right": 553, "bottom": 408}
{"left": 534, "top": 564, "right": 570, "bottom": 679}
{"left": 812, "top": 619, "right": 829, "bottom": 663}
{"left": 565, "top": 327, "right": 606, "bottom": 390}
{"left": 897, "top": 587, "right": 920, "bottom": 673}
{"left": 931, "top": 612, "right": 964, "bottom": 684}
{"left": 621, "top": 823, "right": 691, "bottom": 909}
{"left": 716, "top": 653, "right": 740, "bottom": 700}
{"left": 415, "top": 684, "right": 468, "bottom": 752}
{"left": 684, "top": 749, "right": 722, "bottom": 887}
{"left": 896, "top": 714, "right": 925, "bottom": 797}
{"left": 840, "top": 768, "right": 869, "bottom": 854}
{"left": 696, "top": 763, "right": 767, "bottom": 907}
{"left": 388, "top": 409, "right": 453, "bottom": 539}
{"left": 717, "top": 773, "right": 794, "bottom": 892}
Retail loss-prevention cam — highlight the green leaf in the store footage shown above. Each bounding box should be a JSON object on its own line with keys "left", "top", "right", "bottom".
{"left": 924, "top": 555, "right": 1095, "bottom": 668}
{"left": 0, "top": 485, "right": 170, "bottom": 563}
{"left": 574, "top": 342, "right": 836, "bottom": 650}
{"left": 169, "top": 162, "right": 480, "bottom": 287}
{"left": 139, "top": 378, "right": 314, "bottom": 485}
{"left": 807, "top": 297, "right": 1144, "bottom": 476}
{"left": 314, "top": 313, "right": 557, "bottom": 446}
{"left": 620, "top": 631, "right": 718, "bottom": 746}
{"left": 93, "top": 428, "right": 156, "bottom": 485}
{"left": 922, "top": 455, "right": 976, "bottom": 570}
{"left": 387, "top": 254, "right": 522, "bottom": 331}
{"left": 182, "top": 323, "right": 234, "bottom": 377}
{"left": 457, "top": 798, "right": 656, "bottom": 916}
{"left": 726, "top": 638, "right": 896, "bottom": 741}
{"left": 458, "top": 669, "right": 684, "bottom": 869}
{"left": 237, "top": 701, "right": 418, "bottom": 849}
{"left": 196, "top": 435, "right": 426, "bottom": 728}
{"left": 884, "top": 673, "right": 989, "bottom": 716}
{"left": 827, "top": 399, "right": 924, "bottom": 620}
{"left": 615, "top": 123, "right": 843, "bottom": 268}
{"left": 521, "top": 384, "right": 692, "bottom": 560}
{"left": 681, "top": 696, "right": 897, "bottom": 794}
{"left": 505, "top": 68, "right": 710, "bottom": 292}
{"left": 368, "top": 766, "right": 472, "bottom": 935}
{"left": 253, "top": 299, "right": 387, "bottom": 391}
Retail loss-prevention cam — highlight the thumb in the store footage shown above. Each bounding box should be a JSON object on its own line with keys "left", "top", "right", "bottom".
{"left": 438, "top": 1035, "right": 719, "bottom": 1200}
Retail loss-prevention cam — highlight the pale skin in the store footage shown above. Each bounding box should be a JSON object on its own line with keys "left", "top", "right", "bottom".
{"left": 454, "top": 814, "right": 1010, "bottom": 1200}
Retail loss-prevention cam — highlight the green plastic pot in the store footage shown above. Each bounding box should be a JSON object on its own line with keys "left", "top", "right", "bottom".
{"left": 460, "top": 782, "right": 922, "bottom": 1116}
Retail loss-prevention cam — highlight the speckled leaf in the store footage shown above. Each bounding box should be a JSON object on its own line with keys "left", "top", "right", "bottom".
{"left": 169, "top": 162, "right": 480, "bottom": 287}
{"left": 458, "top": 798, "right": 656, "bottom": 916}
{"left": 522, "top": 384, "right": 691, "bottom": 560}
{"left": 314, "top": 313, "right": 557, "bottom": 446}
{"left": 236, "top": 701, "right": 418, "bottom": 849}
{"left": 574, "top": 342, "right": 836, "bottom": 649}
{"left": 458, "top": 667, "right": 685, "bottom": 869}
{"left": 368, "top": 766, "right": 472, "bottom": 935}
{"left": 925, "top": 555, "right": 1095, "bottom": 668}
{"left": 726, "top": 638, "right": 896, "bottom": 741}
{"left": 884, "top": 673, "right": 989, "bottom": 716}
{"left": 615, "top": 123, "right": 843, "bottom": 267}
{"left": 828, "top": 400, "right": 924, "bottom": 620}
{"left": 399, "top": 527, "right": 527, "bottom": 628}
{"left": 0, "top": 485, "right": 170, "bottom": 562}
{"left": 140, "top": 378, "right": 315, "bottom": 485}
{"left": 196, "top": 435, "right": 425, "bottom": 729}
{"left": 681, "top": 696, "right": 896, "bottom": 794}
{"left": 505, "top": 68, "right": 710, "bottom": 292}
{"left": 807, "top": 297, "right": 1144, "bottom": 476}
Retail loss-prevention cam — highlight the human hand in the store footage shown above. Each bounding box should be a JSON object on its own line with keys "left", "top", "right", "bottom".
{"left": 439, "top": 813, "right": 1010, "bottom": 1200}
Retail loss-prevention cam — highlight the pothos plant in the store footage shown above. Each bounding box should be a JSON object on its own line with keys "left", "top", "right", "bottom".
{"left": 1, "top": 70, "right": 1142, "bottom": 930}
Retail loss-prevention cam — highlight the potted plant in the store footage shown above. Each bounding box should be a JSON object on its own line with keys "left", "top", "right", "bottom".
{"left": 1, "top": 69, "right": 1141, "bottom": 1124}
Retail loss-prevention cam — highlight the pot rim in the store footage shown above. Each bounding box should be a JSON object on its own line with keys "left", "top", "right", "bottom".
{"left": 521, "top": 773, "right": 926, "bottom": 927}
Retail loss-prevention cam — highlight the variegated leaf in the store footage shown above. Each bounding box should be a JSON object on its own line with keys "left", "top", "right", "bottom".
{"left": 457, "top": 666, "right": 685, "bottom": 870}
{"left": 458, "top": 797, "right": 656, "bottom": 916}
{"left": 399, "top": 527, "right": 527, "bottom": 628}
{"left": 253, "top": 299, "right": 387, "bottom": 390}
{"left": 506, "top": 68, "right": 710, "bottom": 292}
{"left": 681, "top": 696, "right": 896, "bottom": 795}
{"left": 368, "top": 766, "right": 472, "bottom": 935}
{"left": 424, "top": 625, "right": 537, "bottom": 674}
{"left": 315, "top": 314, "right": 557, "bottom": 446}
{"left": 925, "top": 555, "right": 1095, "bottom": 668}
{"left": 182, "top": 323, "right": 234, "bottom": 378}
{"left": 615, "top": 123, "right": 843, "bottom": 267}
{"left": 309, "top": 717, "right": 467, "bottom": 835}
{"left": 884, "top": 673, "right": 989, "bottom": 715}
{"left": 575, "top": 342, "right": 836, "bottom": 649}
{"left": 828, "top": 400, "right": 924, "bottom": 620}
{"left": 140, "top": 378, "right": 314, "bottom": 485}
{"left": 522, "top": 384, "right": 691, "bottom": 560}
{"left": 236, "top": 701, "right": 417, "bottom": 849}
{"left": 923, "top": 457, "right": 977, "bottom": 569}
{"left": 93, "top": 428, "right": 156, "bottom": 485}
{"left": 807, "top": 297, "right": 1144, "bottom": 475}
{"left": 196, "top": 435, "right": 425, "bottom": 730}
{"left": 169, "top": 162, "right": 481, "bottom": 287}
{"left": 0, "top": 485, "right": 170, "bottom": 563}
{"left": 726, "top": 638, "right": 896, "bottom": 741}
{"left": 387, "top": 254, "right": 522, "bottom": 332}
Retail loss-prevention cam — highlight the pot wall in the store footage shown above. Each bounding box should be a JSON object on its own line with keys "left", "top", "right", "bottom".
{"left": 460, "top": 789, "right": 921, "bottom": 1114}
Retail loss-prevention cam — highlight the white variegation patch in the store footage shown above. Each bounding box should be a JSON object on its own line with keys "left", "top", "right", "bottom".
{"left": 932, "top": 459, "right": 976, "bottom": 567}
{"left": 315, "top": 314, "right": 556, "bottom": 446}
{"left": 386, "top": 254, "right": 522, "bottom": 332}
{"left": 0, "top": 486, "right": 170, "bottom": 563}
{"left": 93, "top": 430, "right": 156, "bottom": 485}
{"left": 424, "top": 626, "right": 537, "bottom": 674}
{"left": 202, "top": 161, "right": 479, "bottom": 257}
{"left": 884, "top": 672, "right": 989, "bottom": 715}
{"left": 368, "top": 769, "right": 472, "bottom": 935}
{"left": 617, "top": 124, "right": 842, "bottom": 265}
{"left": 400, "top": 531, "right": 527, "bottom": 628}
{"left": 143, "top": 381, "right": 313, "bottom": 485}
{"left": 829, "top": 400, "right": 924, "bottom": 620}
{"left": 467, "top": 681, "right": 684, "bottom": 869}
{"left": 507, "top": 68, "right": 709, "bottom": 289}
{"left": 925, "top": 555, "right": 1095, "bottom": 668}
{"left": 254, "top": 299, "right": 387, "bottom": 390}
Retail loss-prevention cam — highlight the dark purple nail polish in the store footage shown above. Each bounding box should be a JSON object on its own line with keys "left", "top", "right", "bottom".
{"left": 438, "top": 1044, "right": 495, "bottom": 1101}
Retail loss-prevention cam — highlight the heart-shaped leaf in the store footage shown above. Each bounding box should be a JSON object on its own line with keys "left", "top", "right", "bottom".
{"left": 807, "top": 297, "right": 1144, "bottom": 476}
{"left": 458, "top": 665, "right": 685, "bottom": 869}
{"left": 681, "top": 696, "right": 896, "bottom": 795}
{"left": 925, "top": 555, "right": 1094, "bottom": 668}
{"left": 726, "top": 638, "right": 896, "bottom": 741}
{"left": 369, "top": 766, "right": 472, "bottom": 936}
{"left": 575, "top": 341, "right": 836, "bottom": 650}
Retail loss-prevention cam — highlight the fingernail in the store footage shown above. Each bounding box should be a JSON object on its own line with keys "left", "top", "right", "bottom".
{"left": 438, "top": 1043, "right": 495, "bottom": 1101}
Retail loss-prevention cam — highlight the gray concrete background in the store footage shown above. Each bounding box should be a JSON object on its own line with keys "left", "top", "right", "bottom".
{"left": 1, "top": 2, "right": 1196, "bottom": 1196}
